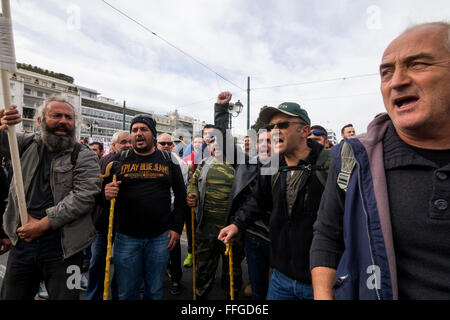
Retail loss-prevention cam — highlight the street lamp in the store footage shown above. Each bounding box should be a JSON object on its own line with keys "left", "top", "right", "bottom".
{"left": 228, "top": 100, "right": 243, "bottom": 129}
{"left": 88, "top": 120, "right": 99, "bottom": 139}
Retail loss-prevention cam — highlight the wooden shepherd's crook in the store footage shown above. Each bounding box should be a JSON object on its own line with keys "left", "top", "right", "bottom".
{"left": 225, "top": 243, "right": 234, "bottom": 300}
{"left": 0, "top": 0, "right": 27, "bottom": 226}
{"left": 100, "top": 161, "right": 117, "bottom": 300}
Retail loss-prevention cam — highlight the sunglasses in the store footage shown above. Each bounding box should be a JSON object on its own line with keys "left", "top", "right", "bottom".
{"left": 158, "top": 141, "right": 173, "bottom": 146}
{"left": 264, "top": 121, "right": 306, "bottom": 131}
{"left": 308, "top": 130, "right": 326, "bottom": 137}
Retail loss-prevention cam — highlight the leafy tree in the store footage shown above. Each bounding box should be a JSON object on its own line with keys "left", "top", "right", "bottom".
{"left": 251, "top": 105, "right": 270, "bottom": 131}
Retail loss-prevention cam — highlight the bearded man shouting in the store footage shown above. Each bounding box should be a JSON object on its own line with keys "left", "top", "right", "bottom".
{"left": 0, "top": 95, "right": 101, "bottom": 300}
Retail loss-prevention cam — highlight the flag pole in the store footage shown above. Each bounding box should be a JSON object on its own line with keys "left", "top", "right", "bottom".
{"left": 1, "top": 0, "right": 27, "bottom": 226}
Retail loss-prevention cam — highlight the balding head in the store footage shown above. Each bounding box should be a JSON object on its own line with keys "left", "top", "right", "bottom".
{"left": 403, "top": 22, "right": 450, "bottom": 52}
{"left": 380, "top": 21, "right": 450, "bottom": 149}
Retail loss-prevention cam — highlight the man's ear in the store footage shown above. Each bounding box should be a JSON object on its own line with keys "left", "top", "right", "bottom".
{"left": 37, "top": 117, "right": 42, "bottom": 125}
{"left": 300, "top": 125, "right": 310, "bottom": 135}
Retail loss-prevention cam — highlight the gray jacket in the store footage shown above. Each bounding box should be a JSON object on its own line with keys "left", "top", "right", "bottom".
{"left": 0, "top": 131, "right": 101, "bottom": 259}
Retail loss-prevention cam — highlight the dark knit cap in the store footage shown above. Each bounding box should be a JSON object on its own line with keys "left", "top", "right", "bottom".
{"left": 130, "top": 114, "right": 157, "bottom": 138}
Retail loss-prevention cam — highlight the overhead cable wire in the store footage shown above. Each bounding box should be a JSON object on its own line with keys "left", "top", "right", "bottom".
{"left": 251, "top": 73, "right": 379, "bottom": 91}
{"left": 250, "top": 91, "right": 380, "bottom": 107}
{"left": 180, "top": 97, "right": 217, "bottom": 108}
{"left": 101, "top": 0, "right": 245, "bottom": 91}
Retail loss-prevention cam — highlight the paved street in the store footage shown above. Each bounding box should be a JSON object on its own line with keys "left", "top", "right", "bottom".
{"left": 163, "top": 234, "right": 250, "bottom": 301}
{"left": 0, "top": 230, "right": 251, "bottom": 301}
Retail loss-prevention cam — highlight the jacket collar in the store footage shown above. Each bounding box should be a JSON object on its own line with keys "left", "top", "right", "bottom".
{"left": 359, "top": 113, "right": 391, "bottom": 148}
{"left": 279, "top": 138, "right": 323, "bottom": 167}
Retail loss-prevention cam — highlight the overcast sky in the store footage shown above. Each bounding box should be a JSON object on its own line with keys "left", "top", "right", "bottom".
{"left": 9, "top": 0, "right": 450, "bottom": 138}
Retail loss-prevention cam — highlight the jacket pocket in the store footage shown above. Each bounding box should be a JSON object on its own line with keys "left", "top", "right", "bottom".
{"left": 333, "top": 274, "right": 351, "bottom": 300}
{"left": 53, "top": 164, "right": 73, "bottom": 189}
{"left": 62, "top": 213, "right": 96, "bottom": 258}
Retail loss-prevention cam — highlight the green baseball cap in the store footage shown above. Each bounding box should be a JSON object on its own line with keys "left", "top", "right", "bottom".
{"left": 259, "top": 102, "right": 311, "bottom": 125}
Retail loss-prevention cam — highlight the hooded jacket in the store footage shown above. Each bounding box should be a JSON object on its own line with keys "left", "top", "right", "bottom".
{"left": 311, "top": 114, "right": 397, "bottom": 299}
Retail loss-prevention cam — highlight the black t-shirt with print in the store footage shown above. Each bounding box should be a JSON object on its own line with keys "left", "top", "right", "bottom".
{"left": 114, "top": 150, "right": 186, "bottom": 238}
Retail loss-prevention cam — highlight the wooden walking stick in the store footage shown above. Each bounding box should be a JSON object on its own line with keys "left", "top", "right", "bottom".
{"left": 0, "top": 0, "right": 27, "bottom": 226}
{"left": 225, "top": 243, "right": 234, "bottom": 300}
{"left": 188, "top": 163, "right": 197, "bottom": 300}
{"left": 100, "top": 161, "right": 117, "bottom": 300}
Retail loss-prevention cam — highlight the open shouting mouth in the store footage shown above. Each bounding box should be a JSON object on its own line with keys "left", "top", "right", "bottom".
{"left": 393, "top": 95, "right": 420, "bottom": 110}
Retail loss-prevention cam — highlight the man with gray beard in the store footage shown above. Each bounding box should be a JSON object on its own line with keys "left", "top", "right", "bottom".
{"left": 0, "top": 96, "right": 101, "bottom": 300}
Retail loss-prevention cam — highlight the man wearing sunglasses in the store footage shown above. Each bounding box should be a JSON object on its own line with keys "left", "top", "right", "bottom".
{"left": 157, "top": 133, "right": 175, "bottom": 153}
{"left": 218, "top": 101, "right": 331, "bottom": 300}
{"left": 156, "top": 133, "right": 189, "bottom": 296}
{"left": 307, "top": 125, "right": 329, "bottom": 147}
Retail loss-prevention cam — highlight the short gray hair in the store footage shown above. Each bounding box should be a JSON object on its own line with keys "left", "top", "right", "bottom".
{"left": 112, "top": 130, "right": 130, "bottom": 143}
{"left": 157, "top": 133, "right": 172, "bottom": 141}
{"left": 36, "top": 94, "right": 76, "bottom": 122}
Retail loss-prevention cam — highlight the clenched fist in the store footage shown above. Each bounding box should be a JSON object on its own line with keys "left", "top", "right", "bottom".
{"left": 186, "top": 193, "right": 198, "bottom": 208}
{"left": 217, "top": 92, "right": 232, "bottom": 105}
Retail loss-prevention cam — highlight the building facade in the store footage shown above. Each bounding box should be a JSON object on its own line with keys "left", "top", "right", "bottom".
{"left": 78, "top": 86, "right": 152, "bottom": 148}
{"left": 6, "top": 65, "right": 81, "bottom": 137}
{"left": 2, "top": 64, "right": 206, "bottom": 152}
{"left": 327, "top": 128, "right": 338, "bottom": 146}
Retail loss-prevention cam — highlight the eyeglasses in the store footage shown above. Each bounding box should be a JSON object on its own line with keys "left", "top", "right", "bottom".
{"left": 264, "top": 121, "right": 306, "bottom": 131}
{"left": 158, "top": 141, "right": 173, "bottom": 146}
{"left": 308, "top": 130, "right": 326, "bottom": 137}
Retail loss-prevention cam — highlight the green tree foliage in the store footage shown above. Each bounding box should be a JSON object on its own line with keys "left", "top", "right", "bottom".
{"left": 251, "top": 105, "right": 270, "bottom": 131}
{"left": 17, "top": 62, "right": 74, "bottom": 83}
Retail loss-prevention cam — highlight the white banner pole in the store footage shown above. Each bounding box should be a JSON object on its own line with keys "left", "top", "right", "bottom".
{"left": 1, "top": 0, "right": 28, "bottom": 226}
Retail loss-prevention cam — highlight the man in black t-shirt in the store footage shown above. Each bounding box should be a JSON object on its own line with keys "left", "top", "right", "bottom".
{"left": 104, "top": 114, "right": 186, "bottom": 300}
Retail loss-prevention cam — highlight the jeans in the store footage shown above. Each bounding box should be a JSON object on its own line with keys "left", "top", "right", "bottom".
{"left": 0, "top": 235, "right": 83, "bottom": 300}
{"left": 82, "top": 246, "right": 92, "bottom": 272}
{"left": 266, "top": 269, "right": 313, "bottom": 300}
{"left": 113, "top": 231, "right": 170, "bottom": 300}
{"left": 244, "top": 232, "right": 271, "bottom": 300}
{"left": 86, "top": 230, "right": 118, "bottom": 300}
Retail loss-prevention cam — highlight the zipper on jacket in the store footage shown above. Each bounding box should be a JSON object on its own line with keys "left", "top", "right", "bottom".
{"left": 290, "top": 165, "right": 312, "bottom": 218}
{"left": 50, "top": 154, "right": 68, "bottom": 260}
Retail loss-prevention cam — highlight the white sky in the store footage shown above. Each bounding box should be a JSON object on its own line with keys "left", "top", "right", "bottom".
{"left": 8, "top": 0, "right": 450, "bottom": 138}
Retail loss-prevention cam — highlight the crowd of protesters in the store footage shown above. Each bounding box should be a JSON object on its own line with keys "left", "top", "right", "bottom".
{"left": 0, "top": 21, "right": 449, "bottom": 301}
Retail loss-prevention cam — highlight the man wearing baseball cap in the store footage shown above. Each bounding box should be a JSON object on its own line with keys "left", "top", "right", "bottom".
{"left": 103, "top": 114, "right": 187, "bottom": 300}
{"left": 218, "top": 102, "right": 331, "bottom": 300}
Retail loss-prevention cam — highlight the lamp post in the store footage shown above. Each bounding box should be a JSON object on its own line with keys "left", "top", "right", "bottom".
{"left": 228, "top": 100, "right": 243, "bottom": 130}
{"left": 89, "top": 120, "right": 99, "bottom": 140}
